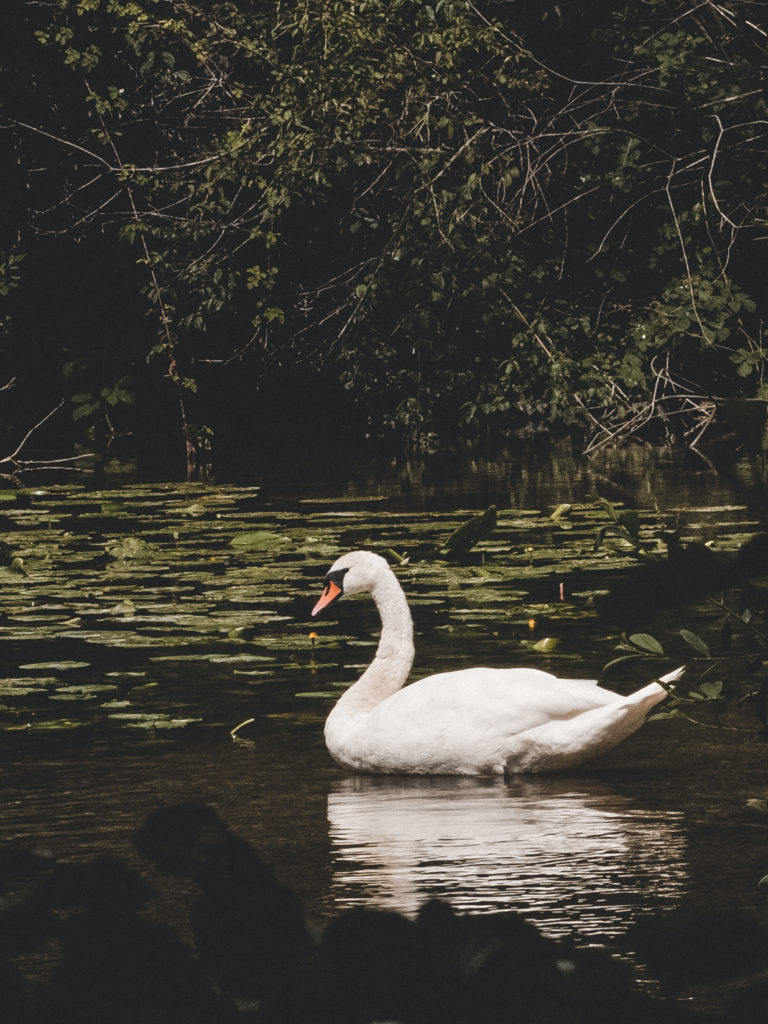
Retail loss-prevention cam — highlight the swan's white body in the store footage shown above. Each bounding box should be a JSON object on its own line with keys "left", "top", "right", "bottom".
{"left": 312, "top": 551, "right": 677, "bottom": 776}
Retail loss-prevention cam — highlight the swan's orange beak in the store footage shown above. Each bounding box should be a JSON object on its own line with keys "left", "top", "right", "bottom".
{"left": 312, "top": 579, "right": 342, "bottom": 616}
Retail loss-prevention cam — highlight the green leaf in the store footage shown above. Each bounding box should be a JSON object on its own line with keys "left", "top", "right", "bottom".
{"left": 550, "top": 503, "right": 572, "bottom": 523}
{"left": 680, "top": 629, "right": 710, "bottom": 657}
{"left": 533, "top": 637, "right": 560, "bottom": 652}
{"left": 699, "top": 680, "right": 723, "bottom": 700}
{"left": 72, "top": 401, "right": 100, "bottom": 422}
{"left": 229, "top": 530, "right": 291, "bottom": 551}
{"left": 628, "top": 633, "right": 665, "bottom": 655}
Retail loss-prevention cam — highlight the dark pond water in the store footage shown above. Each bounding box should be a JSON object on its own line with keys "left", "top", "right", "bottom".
{"left": 2, "top": 441, "right": 768, "bottom": 1010}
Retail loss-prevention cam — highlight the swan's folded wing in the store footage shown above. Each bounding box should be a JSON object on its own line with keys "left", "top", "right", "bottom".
{"left": 403, "top": 667, "right": 622, "bottom": 724}
{"left": 550, "top": 677, "right": 618, "bottom": 706}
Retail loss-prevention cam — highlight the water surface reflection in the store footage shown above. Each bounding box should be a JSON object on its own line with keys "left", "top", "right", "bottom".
{"left": 327, "top": 775, "right": 688, "bottom": 939}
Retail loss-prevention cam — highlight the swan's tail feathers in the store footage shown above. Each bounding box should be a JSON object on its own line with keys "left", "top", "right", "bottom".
{"left": 657, "top": 666, "right": 685, "bottom": 687}
{"left": 626, "top": 681, "right": 668, "bottom": 711}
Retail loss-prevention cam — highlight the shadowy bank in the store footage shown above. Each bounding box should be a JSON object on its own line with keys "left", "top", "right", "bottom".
{"left": 3, "top": 802, "right": 767, "bottom": 1023}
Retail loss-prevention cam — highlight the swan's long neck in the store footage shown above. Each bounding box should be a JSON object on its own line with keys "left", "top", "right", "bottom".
{"left": 333, "top": 570, "right": 415, "bottom": 716}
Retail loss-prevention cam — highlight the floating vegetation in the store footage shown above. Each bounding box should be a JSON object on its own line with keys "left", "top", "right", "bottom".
{"left": 229, "top": 530, "right": 292, "bottom": 551}
{"left": 443, "top": 505, "right": 498, "bottom": 559}
{"left": 0, "top": 677, "right": 58, "bottom": 697}
{"left": 52, "top": 684, "right": 117, "bottom": 698}
{"left": 18, "top": 660, "right": 91, "bottom": 671}
{"left": 0, "top": 480, "right": 763, "bottom": 743}
{"left": 107, "top": 711, "right": 203, "bottom": 730}
{"left": 105, "top": 536, "right": 156, "bottom": 561}
{"left": 2, "top": 718, "right": 89, "bottom": 732}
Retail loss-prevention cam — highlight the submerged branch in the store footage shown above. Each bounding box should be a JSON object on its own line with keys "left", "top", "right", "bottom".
{"left": 1, "top": 401, "right": 66, "bottom": 464}
{"left": 0, "top": 399, "right": 92, "bottom": 482}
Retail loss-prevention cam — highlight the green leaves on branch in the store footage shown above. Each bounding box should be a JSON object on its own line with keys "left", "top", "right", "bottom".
{"left": 71, "top": 381, "right": 135, "bottom": 427}
{"left": 11, "top": 1, "right": 768, "bottom": 450}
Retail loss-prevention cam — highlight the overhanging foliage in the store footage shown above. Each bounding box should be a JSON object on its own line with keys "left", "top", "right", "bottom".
{"left": 1, "top": 0, "right": 767, "bottom": 458}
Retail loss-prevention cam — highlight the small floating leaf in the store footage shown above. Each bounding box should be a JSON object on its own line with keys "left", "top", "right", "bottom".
{"left": 18, "top": 660, "right": 91, "bottom": 670}
{"left": 55, "top": 684, "right": 116, "bottom": 695}
{"left": 108, "top": 711, "right": 201, "bottom": 729}
{"left": 230, "top": 530, "right": 291, "bottom": 551}
{"left": 533, "top": 637, "right": 561, "bottom": 653}
{"left": 3, "top": 718, "right": 87, "bottom": 732}
{"left": 209, "top": 653, "right": 275, "bottom": 664}
{"left": 105, "top": 536, "right": 154, "bottom": 560}
{"left": 227, "top": 626, "right": 253, "bottom": 639}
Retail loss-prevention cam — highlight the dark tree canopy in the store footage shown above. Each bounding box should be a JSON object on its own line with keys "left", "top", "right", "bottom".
{"left": 2, "top": 0, "right": 767, "bottom": 468}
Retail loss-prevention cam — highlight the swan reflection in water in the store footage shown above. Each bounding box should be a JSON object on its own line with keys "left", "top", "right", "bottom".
{"left": 326, "top": 775, "right": 688, "bottom": 941}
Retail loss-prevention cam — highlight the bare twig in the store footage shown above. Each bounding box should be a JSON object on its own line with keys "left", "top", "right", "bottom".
{"left": 579, "top": 355, "right": 717, "bottom": 453}
{"left": 0, "top": 400, "right": 92, "bottom": 481}
{"left": 0, "top": 401, "right": 65, "bottom": 464}
{"left": 665, "top": 159, "right": 712, "bottom": 343}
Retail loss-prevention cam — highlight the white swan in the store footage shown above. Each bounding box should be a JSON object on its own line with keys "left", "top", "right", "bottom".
{"left": 311, "top": 551, "right": 681, "bottom": 775}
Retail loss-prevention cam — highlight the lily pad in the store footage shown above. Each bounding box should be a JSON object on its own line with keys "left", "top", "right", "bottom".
{"left": 2, "top": 718, "right": 88, "bottom": 732}
{"left": 18, "top": 660, "right": 91, "bottom": 671}
{"left": 54, "top": 683, "right": 117, "bottom": 695}
{"left": 107, "top": 599, "right": 137, "bottom": 616}
{"left": 229, "top": 530, "right": 293, "bottom": 551}
{"left": 0, "top": 677, "right": 57, "bottom": 697}
{"left": 532, "top": 637, "right": 561, "bottom": 653}
{"left": 108, "top": 711, "right": 202, "bottom": 730}
{"left": 105, "top": 536, "right": 155, "bottom": 560}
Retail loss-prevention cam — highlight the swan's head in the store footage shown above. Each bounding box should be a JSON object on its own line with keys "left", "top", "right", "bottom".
{"left": 311, "top": 550, "right": 391, "bottom": 616}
